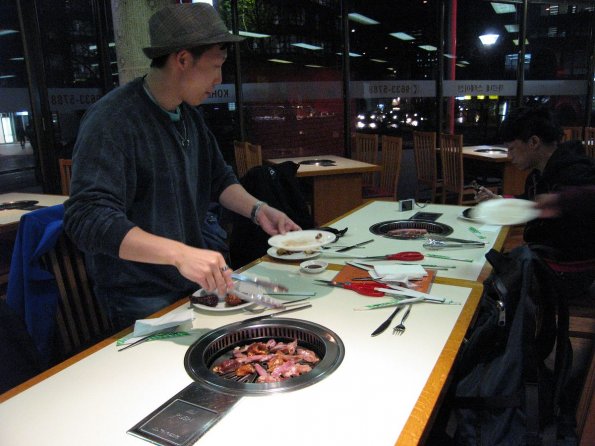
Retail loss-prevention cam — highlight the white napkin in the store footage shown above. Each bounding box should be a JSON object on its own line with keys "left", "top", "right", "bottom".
{"left": 132, "top": 309, "right": 194, "bottom": 338}
{"left": 372, "top": 264, "right": 427, "bottom": 282}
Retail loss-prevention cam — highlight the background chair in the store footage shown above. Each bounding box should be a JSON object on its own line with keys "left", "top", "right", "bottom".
{"left": 413, "top": 131, "right": 441, "bottom": 203}
{"left": 42, "top": 233, "right": 113, "bottom": 364}
{"left": 439, "top": 133, "right": 478, "bottom": 205}
{"left": 562, "top": 126, "right": 584, "bottom": 142}
{"left": 233, "top": 141, "right": 262, "bottom": 178}
{"left": 58, "top": 158, "right": 73, "bottom": 195}
{"left": 584, "top": 127, "right": 595, "bottom": 158}
{"left": 353, "top": 133, "right": 379, "bottom": 188}
{"left": 363, "top": 135, "right": 403, "bottom": 200}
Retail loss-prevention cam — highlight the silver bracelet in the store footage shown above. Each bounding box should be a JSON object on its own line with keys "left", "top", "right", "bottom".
{"left": 250, "top": 200, "right": 266, "bottom": 225}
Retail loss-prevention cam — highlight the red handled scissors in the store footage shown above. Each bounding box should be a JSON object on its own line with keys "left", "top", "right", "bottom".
{"left": 358, "top": 251, "right": 425, "bottom": 261}
{"left": 314, "top": 280, "right": 385, "bottom": 297}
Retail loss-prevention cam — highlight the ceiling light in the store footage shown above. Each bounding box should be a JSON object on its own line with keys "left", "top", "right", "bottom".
{"left": 504, "top": 24, "right": 519, "bottom": 33}
{"left": 389, "top": 32, "right": 415, "bottom": 41}
{"left": 479, "top": 34, "right": 499, "bottom": 45}
{"left": 370, "top": 59, "right": 387, "bottom": 63}
{"left": 418, "top": 45, "right": 437, "bottom": 51}
{"left": 348, "top": 13, "right": 379, "bottom": 25}
{"left": 336, "top": 52, "right": 363, "bottom": 57}
{"left": 237, "top": 31, "right": 270, "bottom": 38}
{"left": 291, "top": 43, "right": 323, "bottom": 50}
{"left": 491, "top": 3, "right": 516, "bottom": 14}
{"left": 0, "top": 75, "right": 16, "bottom": 79}
{"left": 512, "top": 38, "right": 529, "bottom": 46}
{"left": 9, "top": 57, "right": 24, "bottom": 61}
{"left": 267, "top": 59, "right": 293, "bottom": 64}
{"left": 444, "top": 53, "right": 456, "bottom": 59}
{"left": 459, "top": 60, "right": 470, "bottom": 65}
{"left": 0, "top": 29, "right": 19, "bottom": 36}
{"left": 305, "top": 64, "right": 323, "bottom": 68}
{"left": 456, "top": 63, "right": 467, "bottom": 67}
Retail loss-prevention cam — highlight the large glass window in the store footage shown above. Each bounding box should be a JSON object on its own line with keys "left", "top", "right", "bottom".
{"left": 220, "top": 0, "right": 344, "bottom": 160}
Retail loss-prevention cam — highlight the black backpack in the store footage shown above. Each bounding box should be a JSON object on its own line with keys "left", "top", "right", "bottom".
{"left": 229, "top": 161, "right": 315, "bottom": 268}
{"left": 452, "top": 245, "right": 573, "bottom": 446}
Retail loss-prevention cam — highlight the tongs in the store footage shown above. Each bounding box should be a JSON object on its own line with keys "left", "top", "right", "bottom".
{"left": 231, "top": 273, "right": 290, "bottom": 308}
{"left": 423, "top": 237, "right": 485, "bottom": 250}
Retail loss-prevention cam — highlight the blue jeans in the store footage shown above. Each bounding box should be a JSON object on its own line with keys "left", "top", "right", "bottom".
{"left": 96, "top": 289, "right": 184, "bottom": 332}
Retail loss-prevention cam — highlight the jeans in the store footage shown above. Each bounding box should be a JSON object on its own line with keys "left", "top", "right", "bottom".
{"left": 96, "top": 288, "right": 184, "bottom": 332}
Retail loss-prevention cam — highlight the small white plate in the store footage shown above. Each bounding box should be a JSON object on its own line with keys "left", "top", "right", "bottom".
{"left": 473, "top": 198, "right": 540, "bottom": 225}
{"left": 267, "top": 246, "right": 321, "bottom": 261}
{"left": 300, "top": 260, "right": 328, "bottom": 274}
{"left": 268, "top": 230, "right": 336, "bottom": 251}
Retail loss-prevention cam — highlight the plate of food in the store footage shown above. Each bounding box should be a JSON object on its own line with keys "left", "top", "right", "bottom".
{"left": 267, "top": 246, "right": 321, "bottom": 260}
{"left": 190, "top": 289, "right": 254, "bottom": 312}
{"left": 473, "top": 198, "right": 540, "bottom": 225}
{"left": 458, "top": 207, "right": 483, "bottom": 223}
{"left": 268, "top": 230, "right": 336, "bottom": 251}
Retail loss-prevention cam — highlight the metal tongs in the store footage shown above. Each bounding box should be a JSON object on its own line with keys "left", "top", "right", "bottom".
{"left": 231, "top": 273, "right": 289, "bottom": 308}
{"left": 423, "top": 236, "right": 485, "bottom": 250}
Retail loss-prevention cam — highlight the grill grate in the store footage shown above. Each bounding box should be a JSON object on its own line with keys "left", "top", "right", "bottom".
{"left": 369, "top": 220, "right": 453, "bottom": 239}
{"left": 185, "top": 319, "right": 344, "bottom": 396}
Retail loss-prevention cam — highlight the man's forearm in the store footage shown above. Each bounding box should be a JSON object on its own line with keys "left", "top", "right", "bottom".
{"left": 119, "top": 226, "right": 185, "bottom": 267}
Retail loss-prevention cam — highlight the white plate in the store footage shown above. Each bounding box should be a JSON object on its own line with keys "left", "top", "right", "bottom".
{"left": 458, "top": 207, "right": 483, "bottom": 223}
{"left": 190, "top": 289, "right": 254, "bottom": 313}
{"left": 473, "top": 198, "right": 540, "bottom": 225}
{"left": 267, "top": 246, "right": 321, "bottom": 260}
{"left": 268, "top": 230, "right": 336, "bottom": 251}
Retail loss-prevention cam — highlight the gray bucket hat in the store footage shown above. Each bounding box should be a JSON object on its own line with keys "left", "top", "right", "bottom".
{"left": 142, "top": 3, "right": 244, "bottom": 59}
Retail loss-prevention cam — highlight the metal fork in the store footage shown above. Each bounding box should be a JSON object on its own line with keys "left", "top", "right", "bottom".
{"left": 392, "top": 304, "right": 412, "bottom": 335}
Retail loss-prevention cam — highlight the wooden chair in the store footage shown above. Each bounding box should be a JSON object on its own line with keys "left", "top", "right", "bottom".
{"left": 413, "top": 131, "right": 441, "bottom": 203}
{"left": 58, "top": 158, "right": 73, "bottom": 195}
{"left": 41, "top": 233, "right": 114, "bottom": 365}
{"left": 353, "top": 133, "right": 379, "bottom": 188}
{"left": 584, "top": 127, "right": 595, "bottom": 158}
{"left": 363, "top": 135, "right": 403, "bottom": 200}
{"left": 439, "top": 133, "right": 477, "bottom": 205}
{"left": 562, "top": 126, "right": 584, "bottom": 142}
{"left": 233, "top": 141, "right": 262, "bottom": 178}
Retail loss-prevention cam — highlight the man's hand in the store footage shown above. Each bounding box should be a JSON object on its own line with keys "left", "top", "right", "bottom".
{"left": 255, "top": 204, "right": 301, "bottom": 236}
{"left": 174, "top": 246, "right": 234, "bottom": 296}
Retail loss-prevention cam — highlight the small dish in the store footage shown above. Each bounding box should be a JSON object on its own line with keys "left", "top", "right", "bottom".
{"left": 473, "top": 198, "right": 540, "bottom": 225}
{"left": 268, "top": 230, "right": 336, "bottom": 251}
{"left": 300, "top": 260, "right": 328, "bottom": 274}
{"left": 267, "top": 246, "right": 321, "bottom": 261}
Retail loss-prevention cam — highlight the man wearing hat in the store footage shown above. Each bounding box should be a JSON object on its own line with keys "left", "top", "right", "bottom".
{"left": 64, "top": 3, "right": 300, "bottom": 330}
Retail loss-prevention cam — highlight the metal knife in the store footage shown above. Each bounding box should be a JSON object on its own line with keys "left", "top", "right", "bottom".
{"left": 371, "top": 305, "right": 403, "bottom": 337}
{"left": 335, "top": 239, "right": 374, "bottom": 253}
{"left": 231, "top": 273, "right": 288, "bottom": 292}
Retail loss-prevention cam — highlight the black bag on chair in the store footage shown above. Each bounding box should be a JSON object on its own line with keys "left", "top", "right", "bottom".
{"left": 229, "top": 161, "right": 315, "bottom": 269}
{"left": 452, "top": 245, "right": 573, "bottom": 446}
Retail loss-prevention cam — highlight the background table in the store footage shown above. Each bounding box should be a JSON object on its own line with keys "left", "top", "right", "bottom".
{"left": 0, "top": 192, "right": 67, "bottom": 233}
{"left": 266, "top": 154, "right": 380, "bottom": 225}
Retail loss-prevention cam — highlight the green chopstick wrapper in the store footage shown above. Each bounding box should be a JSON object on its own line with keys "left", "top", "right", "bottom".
{"left": 468, "top": 226, "right": 486, "bottom": 239}
{"left": 426, "top": 254, "right": 474, "bottom": 263}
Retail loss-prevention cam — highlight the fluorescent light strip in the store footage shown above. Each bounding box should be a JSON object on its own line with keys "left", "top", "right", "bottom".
{"left": 370, "top": 58, "right": 387, "bottom": 63}
{"left": 505, "top": 24, "right": 519, "bottom": 33}
{"left": 9, "top": 57, "right": 24, "bottom": 61}
{"left": 291, "top": 43, "right": 323, "bottom": 50}
{"left": 348, "top": 13, "right": 379, "bottom": 25}
{"left": 267, "top": 58, "right": 292, "bottom": 64}
{"left": 491, "top": 2, "right": 516, "bottom": 14}
{"left": 444, "top": 54, "right": 456, "bottom": 59}
{"left": 238, "top": 30, "right": 270, "bottom": 38}
{"left": 418, "top": 45, "right": 437, "bottom": 51}
{"left": 0, "top": 29, "right": 19, "bottom": 36}
{"left": 305, "top": 64, "right": 323, "bottom": 68}
{"left": 336, "top": 52, "right": 363, "bottom": 57}
{"left": 389, "top": 32, "right": 415, "bottom": 41}
{"left": 0, "top": 75, "right": 16, "bottom": 79}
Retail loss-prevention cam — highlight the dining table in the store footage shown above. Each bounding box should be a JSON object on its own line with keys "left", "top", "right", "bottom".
{"left": 0, "top": 201, "right": 511, "bottom": 446}
{"left": 0, "top": 192, "right": 67, "bottom": 234}
{"left": 265, "top": 154, "right": 381, "bottom": 225}
{"left": 462, "top": 145, "right": 528, "bottom": 196}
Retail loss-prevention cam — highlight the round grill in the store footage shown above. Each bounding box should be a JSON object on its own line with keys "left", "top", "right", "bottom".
{"left": 298, "top": 159, "right": 336, "bottom": 166}
{"left": 369, "top": 219, "right": 453, "bottom": 239}
{"left": 184, "top": 318, "right": 345, "bottom": 396}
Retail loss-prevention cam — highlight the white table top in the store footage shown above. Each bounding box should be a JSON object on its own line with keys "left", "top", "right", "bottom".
{"left": 0, "top": 192, "right": 67, "bottom": 227}
{"left": 0, "top": 260, "right": 480, "bottom": 446}
{"left": 316, "top": 201, "right": 506, "bottom": 282}
{"left": 267, "top": 154, "right": 380, "bottom": 177}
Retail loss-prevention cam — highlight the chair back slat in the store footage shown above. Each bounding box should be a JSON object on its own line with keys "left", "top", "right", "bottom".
{"left": 562, "top": 126, "right": 583, "bottom": 142}
{"left": 378, "top": 135, "right": 403, "bottom": 199}
{"left": 413, "top": 131, "right": 440, "bottom": 202}
{"left": 440, "top": 133, "right": 471, "bottom": 205}
{"left": 353, "top": 133, "right": 379, "bottom": 187}
{"left": 585, "top": 127, "right": 595, "bottom": 158}
{"left": 234, "top": 141, "right": 262, "bottom": 178}
{"left": 58, "top": 159, "right": 73, "bottom": 196}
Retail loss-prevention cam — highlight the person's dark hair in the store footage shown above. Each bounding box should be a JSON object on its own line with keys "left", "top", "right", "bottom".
{"left": 499, "top": 105, "right": 563, "bottom": 144}
{"left": 149, "top": 42, "right": 231, "bottom": 68}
